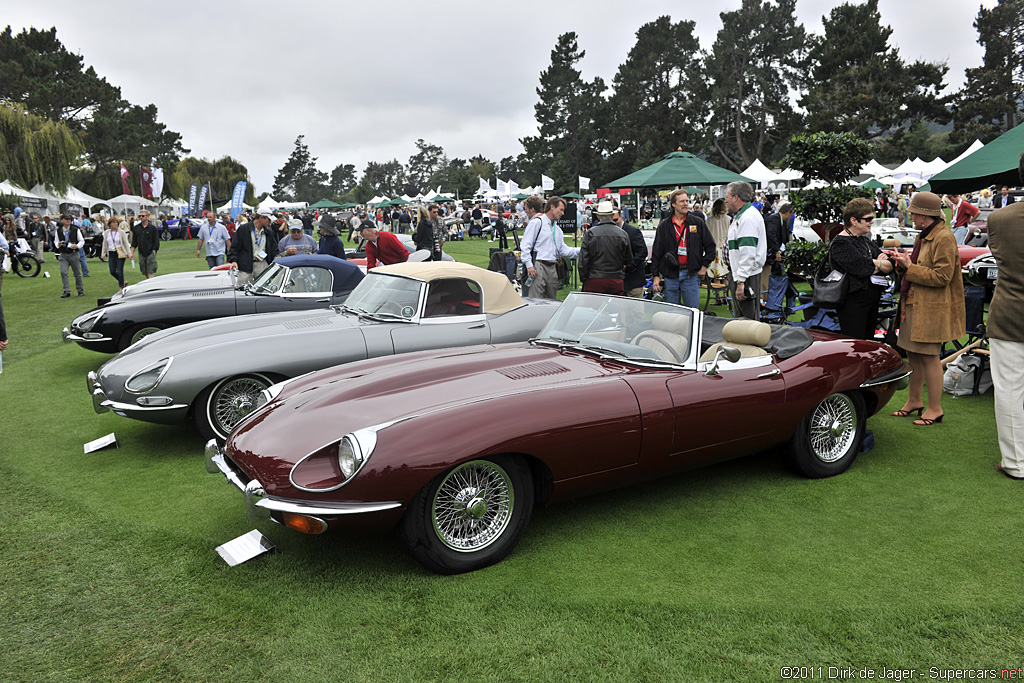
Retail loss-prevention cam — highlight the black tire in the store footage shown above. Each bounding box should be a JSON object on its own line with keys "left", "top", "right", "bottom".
{"left": 786, "top": 391, "right": 866, "bottom": 478}
{"left": 13, "top": 253, "right": 41, "bottom": 278}
{"left": 118, "top": 323, "right": 166, "bottom": 351}
{"left": 398, "top": 455, "right": 534, "bottom": 575}
{"left": 195, "top": 373, "right": 273, "bottom": 442}
{"left": 160, "top": 230, "right": 172, "bottom": 241}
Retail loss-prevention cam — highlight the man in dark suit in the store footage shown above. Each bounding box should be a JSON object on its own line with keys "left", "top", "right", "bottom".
{"left": 763, "top": 203, "right": 797, "bottom": 316}
{"left": 227, "top": 211, "right": 279, "bottom": 287}
{"left": 993, "top": 186, "right": 1016, "bottom": 209}
{"left": 613, "top": 205, "right": 647, "bottom": 298}
{"left": 989, "top": 156, "right": 1024, "bottom": 480}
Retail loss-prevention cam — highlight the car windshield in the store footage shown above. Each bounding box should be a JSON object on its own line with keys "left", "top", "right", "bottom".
{"left": 250, "top": 263, "right": 288, "bottom": 294}
{"left": 343, "top": 272, "right": 423, "bottom": 320}
{"left": 536, "top": 292, "right": 695, "bottom": 365}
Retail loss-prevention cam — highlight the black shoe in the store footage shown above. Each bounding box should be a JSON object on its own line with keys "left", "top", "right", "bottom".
{"left": 60, "top": 292, "right": 70, "bottom": 298}
{"left": 76, "top": 292, "right": 85, "bottom": 297}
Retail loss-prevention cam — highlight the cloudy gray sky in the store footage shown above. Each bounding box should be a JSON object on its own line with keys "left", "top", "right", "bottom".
{"left": 7, "top": 0, "right": 996, "bottom": 195}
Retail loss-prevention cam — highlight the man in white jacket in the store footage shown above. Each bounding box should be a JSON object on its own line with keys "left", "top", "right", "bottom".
{"left": 725, "top": 182, "right": 767, "bottom": 320}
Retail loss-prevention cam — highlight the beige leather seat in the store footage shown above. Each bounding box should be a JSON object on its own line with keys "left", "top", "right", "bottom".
{"left": 699, "top": 319, "right": 771, "bottom": 362}
{"left": 632, "top": 312, "right": 692, "bottom": 363}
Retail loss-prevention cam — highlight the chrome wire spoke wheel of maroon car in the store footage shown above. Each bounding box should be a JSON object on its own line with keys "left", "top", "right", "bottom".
{"left": 432, "top": 460, "right": 514, "bottom": 552}
{"left": 809, "top": 394, "right": 858, "bottom": 463}
{"left": 786, "top": 392, "right": 865, "bottom": 479}
{"left": 197, "top": 373, "right": 273, "bottom": 442}
{"left": 399, "top": 455, "right": 534, "bottom": 575}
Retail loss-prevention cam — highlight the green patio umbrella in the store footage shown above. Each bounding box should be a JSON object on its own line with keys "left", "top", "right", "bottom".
{"left": 683, "top": 186, "right": 702, "bottom": 194}
{"left": 929, "top": 121, "right": 1024, "bottom": 193}
{"left": 860, "top": 178, "right": 888, "bottom": 189}
{"left": 373, "top": 198, "right": 393, "bottom": 207}
{"left": 561, "top": 192, "right": 584, "bottom": 200}
{"left": 338, "top": 202, "right": 358, "bottom": 209}
{"left": 431, "top": 195, "right": 455, "bottom": 202}
{"left": 916, "top": 182, "right": 931, "bottom": 192}
{"left": 389, "top": 197, "right": 411, "bottom": 205}
{"left": 512, "top": 192, "right": 531, "bottom": 199}
{"left": 308, "top": 199, "right": 343, "bottom": 209}
{"left": 603, "top": 150, "right": 755, "bottom": 189}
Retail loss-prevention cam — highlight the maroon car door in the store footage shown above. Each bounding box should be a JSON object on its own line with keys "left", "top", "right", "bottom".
{"left": 665, "top": 360, "right": 787, "bottom": 468}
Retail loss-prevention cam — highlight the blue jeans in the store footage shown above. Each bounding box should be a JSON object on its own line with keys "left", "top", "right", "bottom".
{"left": 206, "top": 254, "right": 225, "bottom": 269}
{"left": 79, "top": 246, "right": 90, "bottom": 276}
{"left": 663, "top": 270, "right": 701, "bottom": 309}
{"left": 952, "top": 225, "right": 968, "bottom": 244}
{"left": 107, "top": 255, "right": 125, "bottom": 288}
{"left": 765, "top": 273, "right": 798, "bottom": 314}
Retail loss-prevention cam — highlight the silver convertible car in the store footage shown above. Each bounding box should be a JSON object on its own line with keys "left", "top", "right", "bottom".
{"left": 87, "top": 262, "right": 560, "bottom": 441}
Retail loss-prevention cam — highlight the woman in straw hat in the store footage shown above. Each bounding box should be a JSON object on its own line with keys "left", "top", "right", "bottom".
{"left": 889, "top": 191, "right": 965, "bottom": 426}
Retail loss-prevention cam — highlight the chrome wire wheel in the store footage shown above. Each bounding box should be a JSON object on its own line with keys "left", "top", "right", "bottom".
{"left": 209, "top": 375, "right": 271, "bottom": 438}
{"left": 808, "top": 393, "right": 857, "bottom": 463}
{"left": 130, "top": 326, "right": 163, "bottom": 346}
{"left": 431, "top": 460, "right": 514, "bottom": 553}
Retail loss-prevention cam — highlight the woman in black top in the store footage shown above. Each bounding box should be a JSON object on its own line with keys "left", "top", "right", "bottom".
{"left": 830, "top": 198, "right": 894, "bottom": 339}
{"left": 414, "top": 204, "right": 444, "bottom": 261}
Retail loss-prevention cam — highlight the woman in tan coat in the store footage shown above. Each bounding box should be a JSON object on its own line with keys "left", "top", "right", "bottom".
{"left": 890, "top": 192, "right": 965, "bottom": 426}
{"left": 101, "top": 216, "right": 131, "bottom": 292}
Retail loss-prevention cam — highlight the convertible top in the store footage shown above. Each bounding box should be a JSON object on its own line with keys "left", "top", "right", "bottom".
{"left": 275, "top": 254, "right": 364, "bottom": 293}
{"left": 374, "top": 262, "right": 525, "bottom": 315}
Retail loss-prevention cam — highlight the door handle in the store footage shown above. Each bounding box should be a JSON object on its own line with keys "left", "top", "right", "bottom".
{"left": 756, "top": 369, "right": 781, "bottom": 379}
{"left": 468, "top": 324, "right": 485, "bottom": 329}
{"left": 316, "top": 298, "right": 330, "bottom": 303}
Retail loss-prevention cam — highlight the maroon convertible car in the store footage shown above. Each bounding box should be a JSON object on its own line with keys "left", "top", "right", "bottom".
{"left": 206, "top": 293, "right": 911, "bottom": 574}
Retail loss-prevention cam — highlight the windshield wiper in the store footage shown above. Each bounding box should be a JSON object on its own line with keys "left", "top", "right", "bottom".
{"left": 531, "top": 336, "right": 579, "bottom": 347}
{"left": 359, "top": 311, "right": 413, "bottom": 323}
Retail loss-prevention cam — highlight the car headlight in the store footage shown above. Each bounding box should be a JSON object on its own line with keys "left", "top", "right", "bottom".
{"left": 74, "top": 309, "right": 104, "bottom": 332}
{"left": 337, "top": 436, "right": 362, "bottom": 478}
{"left": 289, "top": 426, "right": 386, "bottom": 492}
{"left": 125, "top": 357, "right": 172, "bottom": 393}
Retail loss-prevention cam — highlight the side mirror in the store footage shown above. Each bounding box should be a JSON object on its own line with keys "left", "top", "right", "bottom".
{"left": 705, "top": 345, "right": 741, "bottom": 376}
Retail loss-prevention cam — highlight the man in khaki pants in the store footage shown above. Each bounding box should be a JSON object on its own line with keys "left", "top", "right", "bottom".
{"left": 988, "top": 153, "right": 1024, "bottom": 480}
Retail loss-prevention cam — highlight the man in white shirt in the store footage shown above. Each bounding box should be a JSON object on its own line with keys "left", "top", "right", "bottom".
{"left": 725, "top": 182, "right": 767, "bottom": 320}
{"left": 520, "top": 195, "right": 580, "bottom": 299}
{"left": 196, "top": 213, "right": 232, "bottom": 269}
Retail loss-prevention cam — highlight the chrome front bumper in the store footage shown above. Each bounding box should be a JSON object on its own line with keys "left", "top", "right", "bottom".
{"left": 63, "top": 327, "right": 112, "bottom": 344}
{"left": 87, "top": 371, "right": 188, "bottom": 416}
{"left": 859, "top": 361, "right": 914, "bottom": 390}
{"left": 204, "top": 439, "right": 402, "bottom": 523}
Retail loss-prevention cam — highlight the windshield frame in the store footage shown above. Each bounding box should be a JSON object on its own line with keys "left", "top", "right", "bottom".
{"left": 342, "top": 271, "right": 425, "bottom": 322}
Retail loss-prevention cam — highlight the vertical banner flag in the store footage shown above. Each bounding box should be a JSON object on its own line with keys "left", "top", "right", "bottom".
{"left": 541, "top": 174, "right": 554, "bottom": 191}
{"left": 196, "top": 183, "right": 210, "bottom": 217}
{"left": 478, "top": 176, "right": 490, "bottom": 194}
{"left": 509, "top": 180, "right": 520, "bottom": 195}
{"left": 496, "top": 179, "right": 508, "bottom": 197}
{"left": 579, "top": 176, "right": 590, "bottom": 190}
{"left": 187, "top": 182, "right": 199, "bottom": 217}
{"left": 151, "top": 168, "right": 164, "bottom": 198}
{"left": 230, "top": 181, "right": 247, "bottom": 220}
{"left": 120, "top": 164, "right": 131, "bottom": 194}
{"left": 140, "top": 167, "right": 153, "bottom": 198}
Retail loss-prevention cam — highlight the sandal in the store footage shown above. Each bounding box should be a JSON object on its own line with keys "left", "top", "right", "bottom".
{"left": 890, "top": 407, "right": 923, "bottom": 418}
{"left": 913, "top": 414, "right": 944, "bottom": 426}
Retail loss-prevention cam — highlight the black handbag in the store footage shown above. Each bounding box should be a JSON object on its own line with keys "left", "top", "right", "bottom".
{"left": 812, "top": 242, "right": 848, "bottom": 309}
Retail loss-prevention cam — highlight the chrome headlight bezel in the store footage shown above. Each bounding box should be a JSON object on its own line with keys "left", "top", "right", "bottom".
{"left": 125, "top": 357, "right": 173, "bottom": 394}
{"left": 74, "top": 309, "right": 105, "bottom": 332}
{"left": 288, "top": 424, "right": 388, "bottom": 493}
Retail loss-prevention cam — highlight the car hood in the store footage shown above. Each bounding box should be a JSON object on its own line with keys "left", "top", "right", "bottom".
{"left": 228, "top": 343, "right": 629, "bottom": 476}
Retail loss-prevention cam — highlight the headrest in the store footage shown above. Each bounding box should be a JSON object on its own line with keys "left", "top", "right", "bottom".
{"left": 722, "top": 319, "right": 771, "bottom": 347}
{"left": 652, "top": 311, "right": 691, "bottom": 335}
{"left": 882, "top": 238, "right": 901, "bottom": 248}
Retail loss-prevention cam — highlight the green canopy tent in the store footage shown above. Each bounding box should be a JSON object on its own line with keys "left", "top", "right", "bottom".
{"left": 338, "top": 202, "right": 358, "bottom": 209}
{"left": 308, "top": 199, "right": 343, "bottom": 209}
{"left": 561, "top": 192, "right": 584, "bottom": 200}
{"left": 512, "top": 192, "right": 531, "bottom": 199}
{"left": 928, "top": 121, "right": 1024, "bottom": 193}
{"left": 683, "top": 186, "right": 702, "bottom": 194}
{"left": 916, "top": 182, "right": 932, "bottom": 193}
{"left": 430, "top": 195, "right": 456, "bottom": 203}
{"left": 389, "top": 198, "right": 411, "bottom": 205}
{"left": 603, "top": 151, "right": 755, "bottom": 189}
{"left": 860, "top": 178, "right": 888, "bottom": 190}
{"left": 373, "top": 198, "right": 394, "bottom": 207}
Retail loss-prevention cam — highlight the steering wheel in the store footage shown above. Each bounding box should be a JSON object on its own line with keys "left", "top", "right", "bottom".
{"left": 631, "top": 331, "right": 685, "bottom": 363}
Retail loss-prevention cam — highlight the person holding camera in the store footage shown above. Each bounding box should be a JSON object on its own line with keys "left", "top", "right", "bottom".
{"left": 51, "top": 214, "right": 85, "bottom": 298}
{"left": 830, "top": 198, "right": 894, "bottom": 339}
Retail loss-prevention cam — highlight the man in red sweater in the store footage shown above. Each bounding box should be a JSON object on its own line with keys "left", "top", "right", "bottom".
{"left": 947, "top": 193, "right": 981, "bottom": 244}
{"left": 361, "top": 226, "right": 409, "bottom": 269}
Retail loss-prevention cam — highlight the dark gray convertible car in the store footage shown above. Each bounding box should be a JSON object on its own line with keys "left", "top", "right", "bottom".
{"left": 88, "top": 262, "right": 560, "bottom": 440}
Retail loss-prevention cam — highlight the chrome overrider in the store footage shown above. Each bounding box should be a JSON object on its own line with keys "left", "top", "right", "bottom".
{"left": 204, "top": 439, "right": 402, "bottom": 523}
{"left": 87, "top": 371, "right": 188, "bottom": 415}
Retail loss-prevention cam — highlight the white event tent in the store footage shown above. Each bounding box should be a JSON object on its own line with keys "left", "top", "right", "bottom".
{"left": 106, "top": 193, "right": 160, "bottom": 216}
{"left": 216, "top": 200, "right": 253, "bottom": 213}
{"left": 948, "top": 139, "right": 984, "bottom": 167}
{"left": 30, "top": 184, "right": 111, "bottom": 215}
{"left": 740, "top": 159, "right": 783, "bottom": 186}
{"left": 860, "top": 160, "right": 892, "bottom": 177}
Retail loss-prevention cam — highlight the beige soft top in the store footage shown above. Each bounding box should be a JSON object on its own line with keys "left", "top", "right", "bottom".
{"left": 374, "top": 261, "right": 525, "bottom": 315}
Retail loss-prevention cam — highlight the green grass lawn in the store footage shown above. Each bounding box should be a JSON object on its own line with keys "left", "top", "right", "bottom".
{"left": 0, "top": 235, "right": 1018, "bottom": 682}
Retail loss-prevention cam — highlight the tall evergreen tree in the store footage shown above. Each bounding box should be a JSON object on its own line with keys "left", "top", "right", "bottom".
{"left": 407, "top": 139, "right": 444, "bottom": 192}
{"left": 952, "top": 0, "right": 1024, "bottom": 144}
{"left": 520, "top": 32, "right": 607, "bottom": 189}
{"left": 272, "top": 135, "right": 329, "bottom": 202}
{"left": 328, "top": 163, "right": 356, "bottom": 199}
{"left": 704, "top": 0, "right": 808, "bottom": 172}
{"left": 800, "top": 0, "right": 948, "bottom": 142}
{"left": 605, "top": 16, "right": 706, "bottom": 181}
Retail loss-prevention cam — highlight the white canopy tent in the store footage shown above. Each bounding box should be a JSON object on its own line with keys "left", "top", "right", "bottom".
{"left": 948, "top": 139, "right": 984, "bottom": 167}
{"left": 30, "top": 184, "right": 111, "bottom": 215}
{"left": 860, "top": 159, "right": 892, "bottom": 177}
{"left": 106, "top": 193, "right": 160, "bottom": 216}
{"left": 216, "top": 199, "right": 253, "bottom": 213}
{"left": 740, "top": 159, "right": 784, "bottom": 185}
{"left": 0, "top": 179, "right": 45, "bottom": 199}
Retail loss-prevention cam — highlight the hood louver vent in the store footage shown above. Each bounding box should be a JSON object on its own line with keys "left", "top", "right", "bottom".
{"left": 499, "top": 361, "right": 570, "bottom": 380}
{"left": 192, "top": 290, "right": 228, "bottom": 297}
{"left": 283, "top": 317, "right": 332, "bottom": 330}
